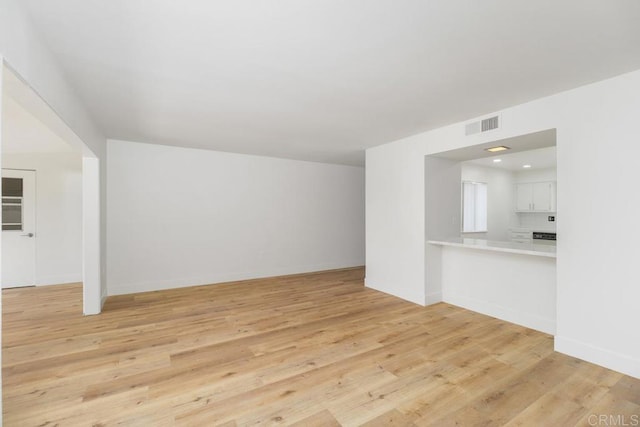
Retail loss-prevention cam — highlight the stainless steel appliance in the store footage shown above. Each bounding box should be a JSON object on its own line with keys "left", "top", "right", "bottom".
{"left": 532, "top": 231, "right": 556, "bottom": 245}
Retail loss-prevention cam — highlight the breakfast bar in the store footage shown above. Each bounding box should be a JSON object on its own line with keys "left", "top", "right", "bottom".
{"left": 428, "top": 237, "right": 556, "bottom": 258}
{"left": 427, "top": 238, "right": 557, "bottom": 334}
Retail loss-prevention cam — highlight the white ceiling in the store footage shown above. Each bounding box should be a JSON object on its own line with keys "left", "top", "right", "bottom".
{"left": 467, "top": 146, "right": 556, "bottom": 171}
{"left": 20, "top": 0, "right": 640, "bottom": 165}
{"left": 432, "top": 128, "right": 556, "bottom": 163}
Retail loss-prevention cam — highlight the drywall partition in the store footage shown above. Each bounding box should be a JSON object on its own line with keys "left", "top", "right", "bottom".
{"left": 365, "top": 141, "right": 426, "bottom": 305}
{"left": 2, "top": 153, "right": 82, "bottom": 285}
{"left": 366, "top": 69, "right": 640, "bottom": 378}
{"left": 107, "top": 140, "right": 365, "bottom": 295}
{"left": 1, "top": 0, "right": 107, "bottom": 314}
{"left": 423, "top": 156, "right": 461, "bottom": 304}
{"left": 554, "top": 73, "right": 640, "bottom": 378}
{"left": 83, "top": 157, "right": 101, "bottom": 314}
{"left": 425, "top": 157, "right": 461, "bottom": 242}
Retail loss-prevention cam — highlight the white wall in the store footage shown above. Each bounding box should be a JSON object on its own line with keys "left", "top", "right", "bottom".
{"left": 425, "top": 157, "right": 462, "bottom": 241}
{"left": 2, "top": 153, "right": 82, "bottom": 285}
{"left": 515, "top": 167, "right": 556, "bottom": 183}
{"left": 461, "top": 164, "right": 516, "bottom": 241}
{"left": 423, "top": 157, "right": 461, "bottom": 305}
{"left": 366, "top": 141, "right": 425, "bottom": 305}
{"left": 107, "top": 140, "right": 365, "bottom": 295}
{"left": 366, "top": 69, "right": 640, "bottom": 378}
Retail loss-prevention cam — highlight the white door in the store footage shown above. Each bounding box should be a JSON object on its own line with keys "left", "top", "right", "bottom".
{"left": 2, "top": 169, "right": 36, "bottom": 288}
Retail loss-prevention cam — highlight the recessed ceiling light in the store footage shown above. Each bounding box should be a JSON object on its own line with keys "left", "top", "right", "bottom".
{"left": 485, "top": 146, "right": 510, "bottom": 153}
{"left": 523, "top": 164, "right": 532, "bottom": 168}
{"left": 493, "top": 159, "right": 502, "bottom": 163}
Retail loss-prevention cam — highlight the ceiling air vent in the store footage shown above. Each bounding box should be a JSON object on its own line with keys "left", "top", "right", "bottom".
{"left": 465, "top": 115, "right": 500, "bottom": 136}
{"left": 481, "top": 115, "right": 499, "bottom": 132}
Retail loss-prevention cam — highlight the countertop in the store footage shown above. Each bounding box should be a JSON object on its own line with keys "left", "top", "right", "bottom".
{"left": 428, "top": 238, "right": 557, "bottom": 258}
{"left": 509, "top": 227, "right": 557, "bottom": 232}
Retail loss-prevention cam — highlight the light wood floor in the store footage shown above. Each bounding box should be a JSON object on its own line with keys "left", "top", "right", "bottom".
{"left": 2, "top": 268, "right": 639, "bottom": 426}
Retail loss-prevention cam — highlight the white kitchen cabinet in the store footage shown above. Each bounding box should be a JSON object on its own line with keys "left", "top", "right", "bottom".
{"left": 516, "top": 184, "right": 533, "bottom": 211}
{"left": 515, "top": 182, "right": 556, "bottom": 212}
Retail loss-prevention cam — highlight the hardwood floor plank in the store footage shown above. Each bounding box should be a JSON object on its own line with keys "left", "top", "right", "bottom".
{"left": 3, "top": 267, "right": 639, "bottom": 426}
{"left": 574, "top": 392, "right": 640, "bottom": 427}
{"left": 611, "top": 376, "right": 640, "bottom": 405}
{"left": 360, "top": 408, "right": 416, "bottom": 426}
{"left": 503, "top": 391, "right": 587, "bottom": 426}
{"left": 289, "top": 409, "right": 341, "bottom": 427}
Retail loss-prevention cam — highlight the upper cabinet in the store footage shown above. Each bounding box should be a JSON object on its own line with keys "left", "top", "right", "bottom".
{"left": 515, "top": 182, "right": 556, "bottom": 212}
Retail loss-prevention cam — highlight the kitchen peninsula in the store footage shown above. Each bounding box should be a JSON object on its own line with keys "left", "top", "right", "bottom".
{"left": 427, "top": 237, "right": 556, "bottom": 335}
{"left": 424, "top": 139, "right": 558, "bottom": 336}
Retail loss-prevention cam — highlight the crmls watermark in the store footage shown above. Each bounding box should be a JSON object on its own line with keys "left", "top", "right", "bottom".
{"left": 587, "top": 414, "right": 639, "bottom": 426}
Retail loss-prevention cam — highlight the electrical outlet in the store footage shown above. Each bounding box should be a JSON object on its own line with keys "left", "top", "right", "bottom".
{"left": 548, "top": 216, "right": 555, "bottom": 222}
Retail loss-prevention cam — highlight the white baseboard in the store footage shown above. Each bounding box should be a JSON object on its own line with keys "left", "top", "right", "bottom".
{"left": 444, "top": 294, "right": 556, "bottom": 335}
{"left": 108, "top": 262, "right": 364, "bottom": 296}
{"left": 364, "top": 278, "right": 425, "bottom": 306}
{"left": 425, "top": 291, "right": 442, "bottom": 306}
{"left": 36, "top": 274, "right": 82, "bottom": 286}
{"left": 555, "top": 335, "right": 640, "bottom": 379}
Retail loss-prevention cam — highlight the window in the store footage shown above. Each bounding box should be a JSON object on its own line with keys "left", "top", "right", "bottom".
{"left": 2, "top": 177, "right": 24, "bottom": 231}
{"left": 462, "top": 181, "right": 487, "bottom": 233}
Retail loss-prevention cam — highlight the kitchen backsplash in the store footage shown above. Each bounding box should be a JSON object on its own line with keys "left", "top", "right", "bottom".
{"left": 516, "top": 212, "right": 557, "bottom": 231}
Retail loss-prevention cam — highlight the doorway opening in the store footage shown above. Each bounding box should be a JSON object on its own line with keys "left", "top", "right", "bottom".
{"left": 1, "top": 63, "right": 101, "bottom": 314}
{"left": 425, "top": 128, "right": 557, "bottom": 244}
